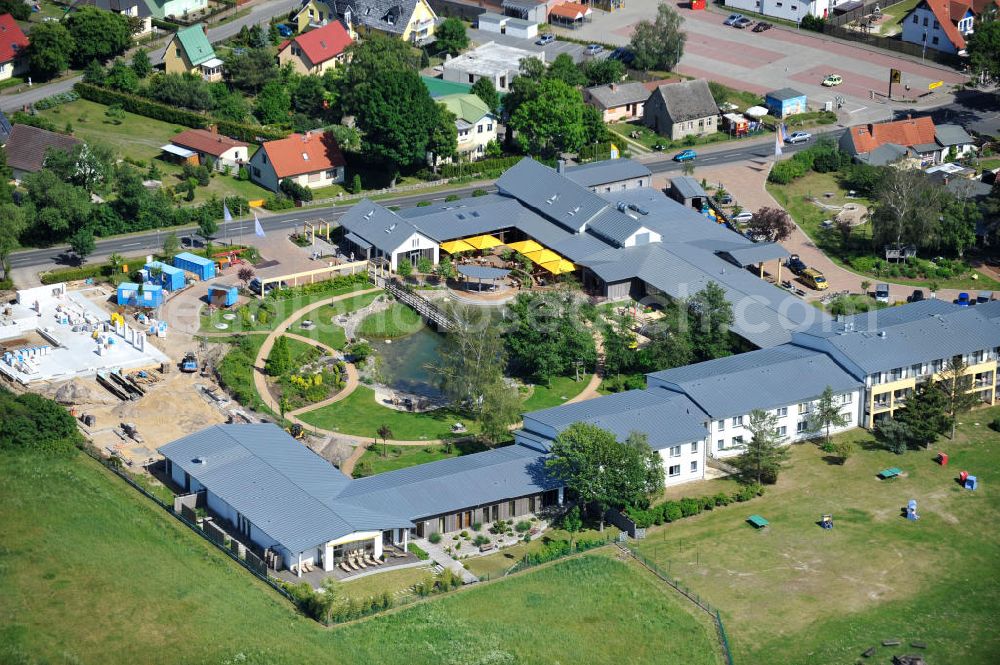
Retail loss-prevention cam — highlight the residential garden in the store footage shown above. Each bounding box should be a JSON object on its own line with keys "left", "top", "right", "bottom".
{"left": 767, "top": 140, "right": 1000, "bottom": 291}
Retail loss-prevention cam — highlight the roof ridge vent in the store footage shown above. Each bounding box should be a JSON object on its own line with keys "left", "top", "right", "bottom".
{"left": 878, "top": 330, "right": 887, "bottom": 338}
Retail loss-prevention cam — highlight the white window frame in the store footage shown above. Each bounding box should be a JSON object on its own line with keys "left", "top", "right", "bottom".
{"left": 668, "top": 464, "right": 681, "bottom": 477}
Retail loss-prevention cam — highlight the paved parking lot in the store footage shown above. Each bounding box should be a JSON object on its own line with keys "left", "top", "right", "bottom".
{"left": 552, "top": 1, "right": 965, "bottom": 123}
{"left": 468, "top": 28, "right": 589, "bottom": 62}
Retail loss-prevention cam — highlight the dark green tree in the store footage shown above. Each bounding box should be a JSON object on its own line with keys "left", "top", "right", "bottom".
{"left": 105, "top": 58, "right": 139, "bottom": 93}
{"left": 470, "top": 77, "right": 501, "bottom": 116}
{"left": 198, "top": 214, "right": 219, "bottom": 240}
{"left": 66, "top": 7, "right": 131, "bottom": 66}
{"left": 508, "top": 77, "right": 587, "bottom": 157}
{"left": 225, "top": 48, "right": 279, "bottom": 93}
{"left": 897, "top": 382, "right": 949, "bottom": 449}
{"left": 26, "top": 22, "right": 75, "bottom": 80}
{"left": 505, "top": 291, "right": 596, "bottom": 383}
{"left": 428, "top": 105, "right": 458, "bottom": 167}
{"left": 0, "top": 203, "right": 26, "bottom": 279}
{"left": 291, "top": 75, "right": 327, "bottom": 118}
{"left": 0, "top": 0, "right": 31, "bottom": 20}
{"left": 808, "top": 386, "right": 850, "bottom": 447}
{"left": 938, "top": 358, "right": 981, "bottom": 439}
{"left": 967, "top": 17, "right": 1000, "bottom": 81}
{"left": 688, "top": 281, "right": 733, "bottom": 361}
{"left": 266, "top": 335, "right": 292, "bottom": 376}
{"left": 21, "top": 170, "right": 93, "bottom": 243}
{"left": 255, "top": 80, "right": 292, "bottom": 125}
{"left": 131, "top": 49, "right": 152, "bottom": 78}
{"left": 547, "top": 53, "right": 586, "bottom": 87}
{"left": 434, "top": 17, "right": 468, "bottom": 55}
{"left": 83, "top": 59, "right": 106, "bottom": 85}
{"left": 733, "top": 409, "right": 789, "bottom": 484}
{"left": 68, "top": 227, "right": 96, "bottom": 264}
{"left": 583, "top": 57, "right": 625, "bottom": 86}
{"left": 629, "top": 2, "right": 686, "bottom": 71}
{"left": 546, "top": 423, "right": 664, "bottom": 530}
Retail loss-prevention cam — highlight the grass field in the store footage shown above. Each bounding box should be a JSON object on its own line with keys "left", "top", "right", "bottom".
{"left": 299, "top": 385, "right": 477, "bottom": 440}
{"left": 768, "top": 171, "right": 1000, "bottom": 291}
{"left": 36, "top": 99, "right": 268, "bottom": 205}
{"left": 0, "top": 449, "right": 722, "bottom": 664}
{"left": 288, "top": 292, "right": 382, "bottom": 350}
{"left": 358, "top": 439, "right": 492, "bottom": 475}
{"left": 464, "top": 526, "right": 620, "bottom": 579}
{"left": 634, "top": 412, "right": 1000, "bottom": 664}
{"left": 356, "top": 303, "right": 423, "bottom": 338}
{"left": 522, "top": 374, "right": 590, "bottom": 411}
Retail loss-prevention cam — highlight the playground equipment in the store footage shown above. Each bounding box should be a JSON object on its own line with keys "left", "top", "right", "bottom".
{"left": 820, "top": 514, "right": 834, "bottom": 529}
{"left": 906, "top": 499, "right": 919, "bottom": 521}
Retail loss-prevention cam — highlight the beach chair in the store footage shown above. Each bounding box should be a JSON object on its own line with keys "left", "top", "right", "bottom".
{"left": 340, "top": 561, "right": 351, "bottom": 573}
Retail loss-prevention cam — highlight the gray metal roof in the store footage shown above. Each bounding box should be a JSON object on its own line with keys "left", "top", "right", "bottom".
{"left": 719, "top": 242, "right": 790, "bottom": 267}
{"left": 158, "top": 425, "right": 409, "bottom": 553}
{"left": 497, "top": 158, "right": 610, "bottom": 233}
{"left": 563, "top": 158, "right": 652, "bottom": 188}
{"left": 477, "top": 10, "right": 506, "bottom": 23}
{"left": 522, "top": 388, "right": 708, "bottom": 449}
{"left": 338, "top": 444, "right": 559, "bottom": 521}
{"left": 856, "top": 143, "right": 909, "bottom": 166}
{"left": 669, "top": 175, "right": 707, "bottom": 200}
{"left": 935, "top": 124, "right": 973, "bottom": 147}
{"left": 502, "top": 0, "right": 544, "bottom": 8}
{"left": 584, "top": 82, "right": 650, "bottom": 110}
{"left": 457, "top": 265, "right": 510, "bottom": 279}
{"left": 344, "top": 231, "right": 373, "bottom": 251}
{"left": 339, "top": 199, "right": 424, "bottom": 255}
{"left": 793, "top": 301, "right": 1000, "bottom": 375}
{"left": 647, "top": 345, "right": 861, "bottom": 418}
{"left": 766, "top": 87, "right": 806, "bottom": 102}
{"left": 586, "top": 207, "right": 647, "bottom": 246}
{"left": 650, "top": 79, "right": 719, "bottom": 124}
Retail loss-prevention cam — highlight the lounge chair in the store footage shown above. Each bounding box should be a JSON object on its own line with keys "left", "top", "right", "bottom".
{"left": 340, "top": 561, "right": 351, "bottom": 573}
{"left": 290, "top": 564, "right": 298, "bottom": 575}
{"left": 347, "top": 558, "right": 359, "bottom": 571}
{"left": 304, "top": 562, "right": 313, "bottom": 573}
{"left": 366, "top": 553, "right": 381, "bottom": 566}
{"left": 356, "top": 556, "right": 367, "bottom": 569}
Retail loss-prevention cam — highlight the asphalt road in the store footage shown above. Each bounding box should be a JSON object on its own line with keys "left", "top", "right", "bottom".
{"left": 0, "top": 0, "right": 299, "bottom": 112}
{"left": 8, "top": 134, "right": 834, "bottom": 272}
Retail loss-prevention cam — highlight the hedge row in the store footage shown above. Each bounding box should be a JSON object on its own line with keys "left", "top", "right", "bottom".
{"left": 625, "top": 483, "right": 766, "bottom": 529}
{"left": 264, "top": 273, "right": 369, "bottom": 301}
{"left": 520, "top": 536, "right": 608, "bottom": 567}
{"left": 74, "top": 82, "right": 289, "bottom": 143}
{"left": 438, "top": 155, "right": 555, "bottom": 179}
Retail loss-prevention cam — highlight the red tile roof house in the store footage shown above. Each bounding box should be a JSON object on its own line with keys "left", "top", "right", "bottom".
{"left": 248, "top": 130, "right": 346, "bottom": 192}
{"left": 277, "top": 21, "right": 352, "bottom": 76}
{"left": 900, "top": 0, "right": 999, "bottom": 55}
{"left": 0, "top": 14, "right": 29, "bottom": 82}
{"left": 164, "top": 127, "right": 250, "bottom": 171}
{"left": 837, "top": 115, "right": 969, "bottom": 167}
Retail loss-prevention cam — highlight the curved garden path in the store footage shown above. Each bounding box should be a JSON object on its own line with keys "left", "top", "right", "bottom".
{"left": 564, "top": 328, "right": 605, "bottom": 405}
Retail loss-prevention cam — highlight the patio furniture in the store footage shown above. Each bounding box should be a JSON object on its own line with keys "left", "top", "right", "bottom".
{"left": 747, "top": 514, "right": 769, "bottom": 529}
{"left": 340, "top": 561, "right": 351, "bottom": 573}
{"left": 347, "top": 558, "right": 359, "bottom": 571}
{"left": 878, "top": 467, "right": 902, "bottom": 480}
{"left": 290, "top": 564, "right": 298, "bottom": 574}
{"left": 356, "top": 556, "right": 367, "bottom": 569}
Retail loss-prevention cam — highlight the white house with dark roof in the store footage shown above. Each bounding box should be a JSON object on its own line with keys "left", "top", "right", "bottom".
{"left": 644, "top": 79, "right": 720, "bottom": 141}
{"left": 584, "top": 81, "right": 649, "bottom": 123}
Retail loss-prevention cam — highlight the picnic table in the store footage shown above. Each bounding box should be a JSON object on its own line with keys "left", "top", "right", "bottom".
{"left": 747, "top": 515, "right": 769, "bottom": 529}
{"left": 878, "top": 467, "right": 902, "bottom": 480}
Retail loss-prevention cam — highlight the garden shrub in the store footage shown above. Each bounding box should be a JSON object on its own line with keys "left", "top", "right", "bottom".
{"left": 428, "top": 532, "right": 442, "bottom": 544}
{"left": 515, "top": 520, "right": 532, "bottom": 533}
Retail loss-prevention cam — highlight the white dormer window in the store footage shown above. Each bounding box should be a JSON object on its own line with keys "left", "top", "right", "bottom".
{"left": 302, "top": 153, "right": 309, "bottom": 160}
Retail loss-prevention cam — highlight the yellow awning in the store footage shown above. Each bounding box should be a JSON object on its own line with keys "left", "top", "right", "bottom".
{"left": 440, "top": 239, "right": 475, "bottom": 254}
{"left": 540, "top": 259, "right": 576, "bottom": 275}
{"left": 524, "top": 249, "right": 562, "bottom": 265}
{"left": 464, "top": 234, "right": 502, "bottom": 250}
{"left": 506, "top": 239, "right": 543, "bottom": 254}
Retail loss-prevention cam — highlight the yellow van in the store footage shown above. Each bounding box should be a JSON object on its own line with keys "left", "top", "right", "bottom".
{"left": 801, "top": 268, "right": 828, "bottom": 291}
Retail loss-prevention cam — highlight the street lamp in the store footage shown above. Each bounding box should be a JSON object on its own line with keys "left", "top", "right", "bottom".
{"left": 922, "top": 29, "right": 927, "bottom": 62}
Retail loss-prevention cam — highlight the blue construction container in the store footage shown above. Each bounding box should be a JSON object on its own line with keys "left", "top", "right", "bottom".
{"left": 207, "top": 283, "right": 238, "bottom": 307}
{"left": 144, "top": 261, "right": 186, "bottom": 291}
{"left": 117, "top": 282, "right": 163, "bottom": 308}
{"left": 173, "top": 251, "right": 216, "bottom": 281}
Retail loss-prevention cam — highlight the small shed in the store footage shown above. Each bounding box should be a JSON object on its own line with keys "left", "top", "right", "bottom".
{"left": 117, "top": 282, "right": 163, "bottom": 308}
{"left": 764, "top": 88, "right": 807, "bottom": 118}
{"left": 173, "top": 251, "right": 217, "bottom": 281}
{"left": 667, "top": 175, "right": 708, "bottom": 210}
{"left": 144, "top": 261, "right": 186, "bottom": 291}
{"left": 207, "top": 283, "right": 239, "bottom": 307}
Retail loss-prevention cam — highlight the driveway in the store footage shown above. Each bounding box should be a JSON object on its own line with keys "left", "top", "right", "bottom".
{"left": 552, "top": 1, "right": 965, "bottom": 125}
{"left": 685, "top": 160, "right": 969, "bottom": 305}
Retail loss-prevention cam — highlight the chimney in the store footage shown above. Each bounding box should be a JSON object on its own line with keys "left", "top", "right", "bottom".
{"left": 202, "top": 23, "right": 208, "bottom": 36}
{"left": 610, "top": 83, "right": 616, "bottom": 92}
{"left": 557, "top": 159, "right": 566, "bottom": 174}
{"left": 209, "top": 124, "right": 217, "bottom": 135}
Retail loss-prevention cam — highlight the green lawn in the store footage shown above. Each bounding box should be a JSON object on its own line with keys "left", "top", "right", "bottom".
{"left": 522, "top": 374, "right": 590, "bottom": 411}
{"left": 0, "top": 450, "right": 722, "bottom": 664}
{"left": 464, "top": 526, "right": 620, "bottom": 579}
{"left": 634, "top": 411, "right": 1000, "bottom": 664}
{"left": 200, "top": 282, "right": 376, "bottom": 333}
{"left": 338, "top": 564, "right": 434, "bottom": 602}
{"left": 299, "top": 385, "right": 477, "bottom": 440}
{"left": 36, "top": 99, "right": 269, "bottom": 205}
{"left": 289, "top": 292, "right": 382, "bottom": 350}
{"left": 356, "top": 303, "right": 423, "bottom": 338}
{"left": 878, "top": 0, "right": 922, "bottom": 35}
{"left": 357, "top": 439, "right": 493, "bottom": 476}
{"left": 768, "top": 171, "right": 1000, "bottom": 290}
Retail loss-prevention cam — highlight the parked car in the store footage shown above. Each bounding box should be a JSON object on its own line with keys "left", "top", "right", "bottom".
{"left": 731, "top": 210, "right": 754, "bottom": 224}
{"left": 673, "top": 149, "right": 697, "bottom": 162}
{"left": 875, "top": 283, "right": 890, "bottom": 303}
{"left": 801, "top": 268, "right": 829, "bottom": 291}
{"left": 753, "top": 21, "right": 773, "bottom": 32}
{"left": 249, "top": 278, "right": 288, "bottom": 295}
{"left": 652, "top": 143, "right": 666, "bottom": 151}
{"left": 907, "top": 289, "right": 925, "bottom": 303}
{"left": 978, "top": 291, "right": 993, "bottom": 303}
{"left": 724, "top": 13, "right": 744, "bottom": 25}
{"left": 785, "top": 131, "right": 812, "bottom": 144}
{"left": 584, "top": 44, "right": 604, "bottom": 56}
{"left": 609, "top": 47, "right": 635, "bottom": 65}
{"left": 277, "top": 24, "right": 294, "bottom": 37}
{"left": 536, "top": 33, "right": 555, "bottom": 45}
{"left": 822, "top": 74, "right": 843, "bottom": 87}
{"left": 956, "top": 292, "right": 971, "bottom": 306}
{"left": 733, "top": 17, "right": 753, "bottom": 29}
{"left": 785, "top": 254, "right": 807, "bottom": 274}
{"left": 718, "top": 193, "right": 733, "bottom": 205}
